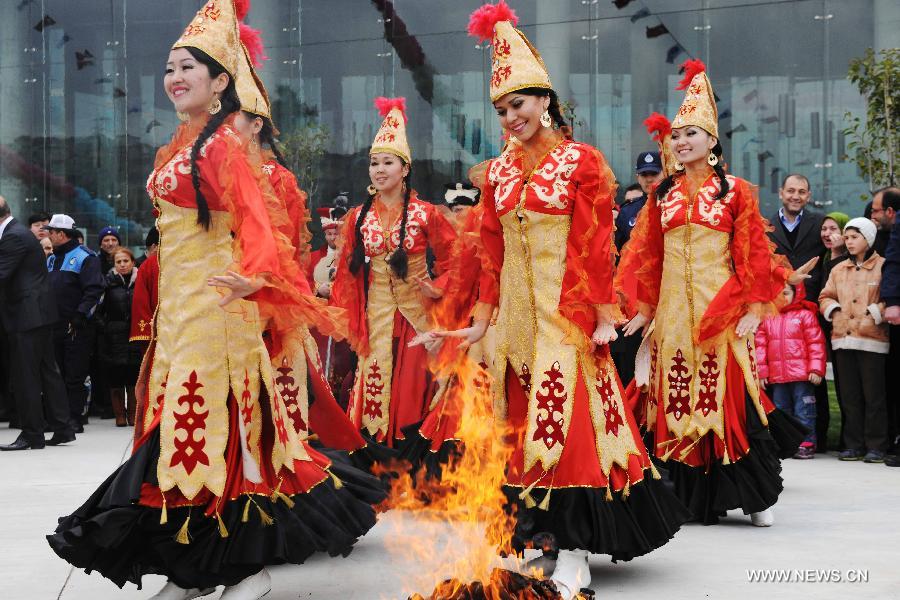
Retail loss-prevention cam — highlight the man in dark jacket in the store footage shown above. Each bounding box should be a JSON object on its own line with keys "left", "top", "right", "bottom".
{"left": 875, "top": 188, "right": 900, "bottom": 466}
{"left": 0, "top": 198, "right": 74, "bottom": 450}
{"left": 44, "top": 214, "right": 105, "bottom": 432}
{"left": 768, "top": 173, "right": 826, "bottom": 301}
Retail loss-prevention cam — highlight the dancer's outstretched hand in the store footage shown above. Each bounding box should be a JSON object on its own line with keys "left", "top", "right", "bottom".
{"left": 735, "top": 311, "right": 761, "bottom": 337}
{"left": 208, "top": 270, "right": 266, "bottom": 306}
{"left": 416, "top": 275, "right": 443, "bottom": 299}
{"left": 622, "top": 312, "right": 649, "bottom": 337}
{"left": 590, "top": 321, "right": 618, "bottom": 351}
{"left": 409, "top": 320, "right": 489, "bottom": 351}
{"left": 787, "top": 257, "right": 818, "bottom": 285}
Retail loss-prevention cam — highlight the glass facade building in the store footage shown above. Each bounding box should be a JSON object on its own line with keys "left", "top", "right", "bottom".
{"left": 1, "top": 0, "right": 897, "bottom": 247}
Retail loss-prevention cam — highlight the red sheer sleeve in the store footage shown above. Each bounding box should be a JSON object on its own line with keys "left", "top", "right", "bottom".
{"left": 202, "top": 134, "right": 347, "bottom": 356}
{"left": 424, "top": 201, "right": 458, "bottom": 291}
{"left": 270, "top": 163, "right": 312, "bottom": 270}
{"left": 329, "top": 207, "right": 370, "bottom": 355}
{"left": 558, "top": 146, "right": 620, "bottom": 341}
{"left": 615, "top": 184, "right": 665, "bottom": 317}
{"left": 698, "top": 178, "right": 788, "bottom": 344}
{"left": 129, "top": 253, "right": 158, "bottom": 342}
{"left": 475, "top": 163, "right": 503, "bottom": 321}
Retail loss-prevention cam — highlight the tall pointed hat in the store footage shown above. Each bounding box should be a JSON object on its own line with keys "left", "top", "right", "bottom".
{"left": 370, "top": 97, "right": 411, "bottom": 164}
{"left": 172, "top": 0, "right": 243, "bottom": 77}
{"left": 467, "top": 1, "right": 551, "bottom": 102}
{"left": 671, "top": 59, "right": 718, "bottom": 138}
{"left": 644, "top": 112, "right": 678, "bottom": 176}
{"left": 236, "top": 20, "right": 271, "bottom": 118}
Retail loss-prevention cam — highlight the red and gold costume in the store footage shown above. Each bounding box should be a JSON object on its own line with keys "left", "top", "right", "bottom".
{"left": 332, "top": 190, "right": 458, "bottom": 446}
{"left": 467, "top": 2, "right": 688, "bottom": 560}
{"left": 48, "top": 1, "right": 384, "bottom": 591}
{"left": 619, "top": 60, "right": 800, "bottom": 524}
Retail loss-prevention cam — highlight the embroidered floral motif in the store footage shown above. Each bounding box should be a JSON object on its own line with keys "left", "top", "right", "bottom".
{"left": 147, "top": 133, "right": 218, "bottom": 200}
{"left": 261, "top": 163, "right": 275, "bottom": 176}
{"left": 666, "top": 349, "right": 691, "bottom": 421}
{"left": 696, "top": 351, "right": 719, "bottom": 416}
{"left": 494, "top": 37, "right": 511, "bottom": 59}
{"left": 488, "top": 150, "right": 522, "bottom": 211}
{"left": 363, "top": 360, "right": 385, "bottom": 420}
{"left": 170, "top": 371, "right": 210, "bottom": 475}
{"left": 595, "top": 367, "right": 624, "bottom": 436}
{"left": 648, "top": 341, "right": 659, "bottom": 405}
{"left": 695, "top": 175, "right": 736, "bottom": 226}
{"left": 239, "top": 369, "right": 253, "bottom": 427}
{"left": 659, "top": 188, "right": 686, "bottom": 230}
{"left": 529, "top": 143, "right": 581, "bottom": 210}
{"left": 389, "top": 201, "right": 427, "bottom": 251}
{"left": 533, "top": 362, "right": 566, "bottom": 450}
{"left": 360, "top": 200, "right": 430, "bottom": 256}
{"left": 276, "top": 364, "right": 306, "bottom": 433}
{"left": 492, "top": 65, "right": 513, "bottom": 88}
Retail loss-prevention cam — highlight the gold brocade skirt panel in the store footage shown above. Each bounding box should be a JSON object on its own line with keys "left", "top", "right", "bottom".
{"left": 349, "top": 253, "right": 434, "bottom": 439}
{"left": 492, "top": 209, "right": 640, "bottom": 479}
{"left": 647, "top": 224, "right": 765, "bottom": 449}
{"left": 146, "top": 201, "right": 309, "bottom": 501}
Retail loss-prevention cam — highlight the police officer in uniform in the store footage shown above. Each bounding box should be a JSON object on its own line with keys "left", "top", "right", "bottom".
{"left": 44, "top": 214, "right": 105, "bottom": 432}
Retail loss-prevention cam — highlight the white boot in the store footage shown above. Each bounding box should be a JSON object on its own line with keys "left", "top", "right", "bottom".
{"left": 147, "top": 581, "right": 215, "bottom": 600}
{"left": 750, "top": 508, "right": 774, "bottom": 527}
{"left": 219, "top": 568, "right": 272, "bottom": 600}
{"left": 550, "top": 549, "right": 591, "bottom": 600}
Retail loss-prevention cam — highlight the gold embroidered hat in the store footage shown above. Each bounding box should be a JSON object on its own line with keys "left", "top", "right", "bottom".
{"left": 370, "top": 97, "right": 411, "bottom": 164}
{"left": 643, "top": 112, "right": 678, "bottom": 177}
{"left": 467, "top": 1, "right": 552, "bottom": 102}
{"left": 671, "top": 59, "right": 718, "bottom": 138}
{"left": 172, "top": 0, "right": 243, "bottom": 77}
{"left": 236, "top": 23, "right": 271, "bottom": 118}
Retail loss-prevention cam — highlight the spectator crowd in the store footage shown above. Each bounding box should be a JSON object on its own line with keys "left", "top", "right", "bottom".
{"left": 0, "top": 200, "right": 159, "bottom": 450}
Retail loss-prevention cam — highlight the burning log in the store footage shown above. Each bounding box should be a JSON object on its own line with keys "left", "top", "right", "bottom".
{"left": 408, "top": 568, "right": 563, "bottom": 600}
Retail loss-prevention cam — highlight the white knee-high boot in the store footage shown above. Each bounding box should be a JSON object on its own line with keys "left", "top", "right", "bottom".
{"left": 550, "top": 549, "right": 591, "bottom": 600}
{"left": 147, "top": 581, "right": 215, "bottom": 600}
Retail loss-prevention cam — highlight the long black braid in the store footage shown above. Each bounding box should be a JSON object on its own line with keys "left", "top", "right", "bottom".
{"left": 186, "top": 47, "right": 239, "bottom": 230}
{"left": 257, "top": 116, "right": 289, "bottom": 169}
{"left": 349, "top": 190, "right": 377, "bottom": 276}
{"left": 655, "top": 140, "right": 729, "bottom": 201}
{"left": 386, "top": 173, "right": 412, "bottom": 280}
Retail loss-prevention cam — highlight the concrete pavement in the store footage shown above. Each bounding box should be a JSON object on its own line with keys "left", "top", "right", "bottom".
{"left": 1, "top": 420, "right": 898, "bottom": 600}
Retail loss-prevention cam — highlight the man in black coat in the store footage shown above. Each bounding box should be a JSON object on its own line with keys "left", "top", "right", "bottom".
{"left": 767, "top": 173, "right": 826, "bottom": 301}
{"left": 0, "top": 198, "right": 74, "bottom": 450}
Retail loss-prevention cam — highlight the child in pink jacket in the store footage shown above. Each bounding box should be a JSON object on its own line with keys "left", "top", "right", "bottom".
{"left": 756, "top": 283, "right": 826, "bottom": 459}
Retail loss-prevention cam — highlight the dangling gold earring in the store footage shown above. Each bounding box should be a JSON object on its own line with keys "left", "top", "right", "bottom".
{"left": 176, "top": 111, "right": 189, "bottom": 122}
{"left": 707, "top": 152, "right": 719, "bottom": 167}
{"left": 208, "top": 97, "right": 222, "bottom": 115}
{"left": 674, "top": 160, "right": 685, "bottom": 171}
{"left": 540, "top": 110, "right": 552, "bottom": 128}
{"left": 367, "top": 184, "right": 377, "bottom": 195}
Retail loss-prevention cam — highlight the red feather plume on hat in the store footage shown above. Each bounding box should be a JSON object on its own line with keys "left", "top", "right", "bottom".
{"left": 643, "top": 112, "right": 672, "bottom": 143}
{"left": 677, "top": 58, "right": 707, "bottom": 90}
{"left": 234, "top": 0, "right": 251, "bottom": 21}
{"left": 373, "top": 97, "right": 407, "bottom": 123}
{"left": 239, "top": 23, "right": 267, "bottom": 67}
{"left": 467, "top": 0, "right": 518, "bottom": 42}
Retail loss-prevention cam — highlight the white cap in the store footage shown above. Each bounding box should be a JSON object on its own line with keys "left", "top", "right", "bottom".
{"left": 42, "top": 214, "right": 76, "bottom": 231}
{"left": 844, "top": 217, "right": 877, "bottom": 249}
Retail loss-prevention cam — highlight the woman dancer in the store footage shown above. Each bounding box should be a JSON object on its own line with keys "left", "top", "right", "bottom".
{"left": 230, "top": 20, "right": 367, "bottom": 456}
{"left": 431, "top": 4, "right": 690, "bottom": 598}
{"left": 329, "top": 97, "right": 458, "bottom": 456}
{"left": 48, "top": 3, "right": 385, "bottom": 599}
{"left": 619, "top": 59, "right": 809, "bottom": 527}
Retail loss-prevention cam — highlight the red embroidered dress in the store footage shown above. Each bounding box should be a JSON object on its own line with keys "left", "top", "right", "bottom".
{"left": 478, "top": 137, "right": 688, "bottom": 558}
{"left": 331, "top": 193, "right": 457, "bottom": 447}
{"left": 620, "top": 169, "right": 795, "bottom": 523}
{"left": 48, "top": 119, "right": 385, "bottom": 590}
